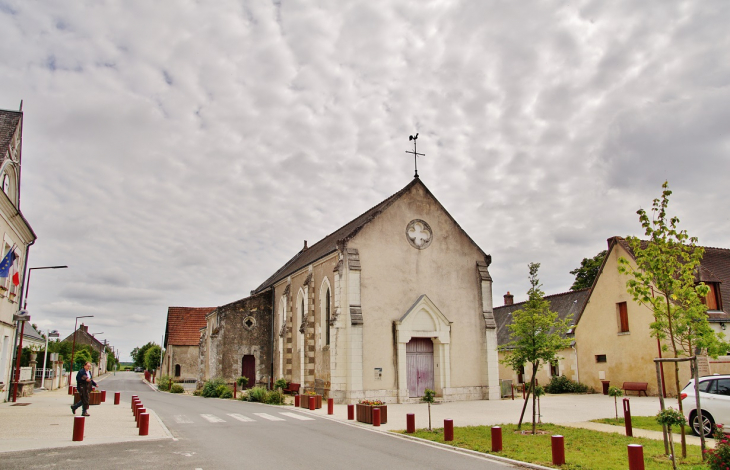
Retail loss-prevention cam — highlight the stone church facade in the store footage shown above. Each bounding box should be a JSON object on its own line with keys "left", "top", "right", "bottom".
{"left": 246, "top": 178, "right": 500, "bottom": 404}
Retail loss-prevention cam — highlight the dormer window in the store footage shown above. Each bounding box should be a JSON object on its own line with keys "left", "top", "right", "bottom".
{"left": 701, "top": 282, "right": 722, "bottom": 311}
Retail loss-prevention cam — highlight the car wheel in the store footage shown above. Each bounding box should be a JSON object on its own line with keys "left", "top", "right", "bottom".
{"left": 691, "top": 410, "right": 715, "bottom": 438}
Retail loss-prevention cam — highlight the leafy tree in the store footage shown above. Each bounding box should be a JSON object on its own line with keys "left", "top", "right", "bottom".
{"left": 144, "top": 345, "right": 162, "bottom": 372}
{"left": 74, "top": 349, "right": 92, "bottom": 371}
{"left": 500, "top": 262, "right": 573, "bottom": 434}
{"left": 608, "top": 386, "right": 623, "bottom": 419}
{"left": 131, "top": 342, "right": 157, "bottom": 369}
{"left": 570, "top": 250, "right": 607, "bottom": 290}
{"left": 618, "top": 181, "right": 726, "bottom": 459}
{"left": 422, "top": 388, "right": 435, "bottom": 431}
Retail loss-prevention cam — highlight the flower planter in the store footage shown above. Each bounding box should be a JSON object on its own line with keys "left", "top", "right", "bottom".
{"left": 300, "top": 394, "right": 322, "bottom": 409}
{"left": 356, "top": 404, "right": 387, "bottom": 424}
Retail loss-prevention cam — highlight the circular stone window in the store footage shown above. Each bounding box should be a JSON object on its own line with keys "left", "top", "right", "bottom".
{"left": 406, "top": 219, "right": 433, "bottom": 250}
{"left": 243, "top": 316, "right": 256, "bottom": 330}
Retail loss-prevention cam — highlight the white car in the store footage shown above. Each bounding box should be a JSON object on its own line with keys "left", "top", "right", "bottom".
{"left": 680, "top": 375, "right": 730, "bottom": 438}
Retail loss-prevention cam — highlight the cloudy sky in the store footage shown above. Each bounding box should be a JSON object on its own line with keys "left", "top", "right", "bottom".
{"left": 2, "top": 1, "right": 729, "bottom": 361}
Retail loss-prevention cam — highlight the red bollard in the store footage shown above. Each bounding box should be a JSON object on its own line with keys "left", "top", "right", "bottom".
{"left": 491, "top": 426, "right": 503, "bottom": 452}
{"left": 68, "top": 385, "right": 73, "bottom": 395}
{"left": 551, "top": 435, "right": 565, "bottom": 465}
{"left": 628, "top": 444, "right": 645, "bottom": 470}
{"left": 406, "top": 413, "right": 416, "bottom": 433}
{"left": 131, "top": 396, "right": 138, "bottom": 409}
{"left": 72, "top": 416, "right": 85, "bottom": 441}
{"left": 114, "top": 392, "right": 121, "bottom": 405}
{"left": 373, "top": 408, "right": 381, "bottom": 427}
{"left": 135, "top": 403, "right": 143, "bottom": 421}
{"left": 137, "top": 408, "right": 146, "bottom": 427}
{"left": 100, "top": 390, "right": 106, "bottom": 402}
{"left": 309, "top": 396, "right": 315, "bottom": 411}
{"left": 347, "top": 404, "right": 354, "bottom": 420}
{"left": 233, "top": 382, "right": 237, "bottom": 399}
{"left": 139, "top": 413, "right": 150, "bottom": 436}
{"left": 328, "top": 398, "right": 334, "bottom": 415}
{"left": 444, "top": 419, "right": 454, "bottom": 441}
{"left": 294, "top": 395, "right": 300, "bottom": 407}
{"left": 623, "top": 398, "right": 633, "bottom": 437}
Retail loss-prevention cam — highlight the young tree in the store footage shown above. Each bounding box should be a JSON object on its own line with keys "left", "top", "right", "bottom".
{"left": 131, "top": 342, "right": 156, "bottom": 369}
{"left": 500, "top": 262, "right": 573, "bottom": 434}
{"left": 569, "top": 250, "right": 607, "bottom": 290}
{"left": 618, "top": 181, "right": 726, "bottom": 458}
{"left": 144, "top": 345, "right": 162, "bottom": 372}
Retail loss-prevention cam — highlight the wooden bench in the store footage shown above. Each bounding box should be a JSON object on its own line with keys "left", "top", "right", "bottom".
{"left": 282, "top": 382, "right": 300, "bottom": 395}
{"left": 622, "top": 382, "right": 648, "bottom": 396}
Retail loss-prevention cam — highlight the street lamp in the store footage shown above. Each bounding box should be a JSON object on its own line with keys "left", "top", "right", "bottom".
{"left": 40, "top": 329, "right": 59, "bottom": 390}
{"left": 23, "top": 265, "right": 68, "bottom": 310}
{"left": 69, "top": 315, "right": 94, "bottom": 384}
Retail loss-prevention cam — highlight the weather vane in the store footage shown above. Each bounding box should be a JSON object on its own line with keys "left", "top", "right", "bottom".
{"left": 405, "top": 133, "right": 424, "bottom": 178}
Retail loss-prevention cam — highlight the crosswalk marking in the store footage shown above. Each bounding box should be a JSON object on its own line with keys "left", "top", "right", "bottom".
{"left": 227, "top": 413, "right": 255, "bottom": 422}
{"left": 279, "top": 412, "right": 315, "bottom": 421}
{"left": 254, "top": 413, "right": 285, "bottom": 421}
{"left": 174, "top": 415, "right": 193, "bottom": 423}
{"left": 201, "top": 414, "right": 226, "bottom": 423}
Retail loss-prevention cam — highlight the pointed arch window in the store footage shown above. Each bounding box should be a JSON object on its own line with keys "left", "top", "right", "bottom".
{"left": 325, "top": 287, "right": 331, "bottom": 345}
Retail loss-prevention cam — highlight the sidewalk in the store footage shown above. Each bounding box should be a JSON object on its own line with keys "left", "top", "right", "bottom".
{"left": 0, "top": 375, "right": 171, "bottom": 453}
{"left": 295, "top": 393, "right": 714, "bottom": 448}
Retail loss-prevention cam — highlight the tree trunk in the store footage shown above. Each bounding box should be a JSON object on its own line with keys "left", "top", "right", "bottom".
{"left": 531, "top": 364, "right": 538, "bottom": 435}
{"left": 517, "top": 374, "right": 534, "bottom": 430}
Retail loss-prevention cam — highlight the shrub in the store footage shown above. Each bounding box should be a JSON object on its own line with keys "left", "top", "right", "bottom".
{"left": 266, "top": 389, "right": 284, "bottom": 405}
{"left": 274, "top": 378, "right": 287, "bottom": 390}
{"left": 707, "top": 425, "right": 730, "bottom": 470}
{"left": 246, "top": 386, "right": 268, "bottom": 403}
{"left": 201, "top": 378, "right": 227, "bottom": 398}
{"left": 157, "top": 375, "right": 172, "bottom": 391}
{"left": 236, "top": 376, "right": 249, "bottom": 388}
{"left": 217, "top": 385, "right": 234, "bottom": 399}
{"left": 170, "top": 384, "right": 185, "bottom": 393}
{"left": 544, "top": 375, "right": 590, "bottom": 394}
{"left": 193, "top": 389, "right": 202, "bottom": 396}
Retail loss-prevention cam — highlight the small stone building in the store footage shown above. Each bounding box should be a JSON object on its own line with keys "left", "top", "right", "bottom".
{"left": 198, "top": 291, "right": 272, "bottom": 388}
{"left": 162, "top": 307, "right": 214, "bottom": 381}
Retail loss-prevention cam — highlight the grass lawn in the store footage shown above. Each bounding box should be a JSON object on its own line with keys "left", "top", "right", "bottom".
{"left": 592, "top": 416, "right": 667, "bottom": 432}
{"left": 403, "top": 423, "right": 706, "bottom": 469}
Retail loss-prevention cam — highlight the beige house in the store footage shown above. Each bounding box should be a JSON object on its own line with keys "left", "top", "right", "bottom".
{"left": 250, "top": 178, "right": 500, "bottom": 404}
{"left": 574, "top": 237, "right": 730, "bottom": 396}
{"left": 0, "top": 106, "right": 36, "bottom": 399}
{"left": 162, "top": 307, "right": 214, "bottom": 382}
{"left": 495, "top": 289, "right": 589, "bottom": 391}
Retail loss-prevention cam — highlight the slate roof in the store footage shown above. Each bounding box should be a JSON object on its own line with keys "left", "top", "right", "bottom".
{"left": 252, "top": 178, "right": 488, "bottom": 294}
{"left": 494, "top": 289, "right": 590, "bottom": 346}
{"left": 165, "top": 307, "right": 216, "bottom": 346}
{"left": 22, "top": 323, "right": 45, "bottom": 344}
{"left": 0, "top": 109, "right": 21, "bottom": 161}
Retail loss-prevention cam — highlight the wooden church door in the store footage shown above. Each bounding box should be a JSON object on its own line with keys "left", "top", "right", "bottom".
{"left": 406, "top": 338, "right": 434, "bottom": 398}
{"left": 241, "top": 355, "right": 255, "bottom": 389}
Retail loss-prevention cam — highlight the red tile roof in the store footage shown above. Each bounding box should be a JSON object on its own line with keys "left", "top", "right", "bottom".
{"left": 165, "top": 307, "right": 216, "bottom": 346}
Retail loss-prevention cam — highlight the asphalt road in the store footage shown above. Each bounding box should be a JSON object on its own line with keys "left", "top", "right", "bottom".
{"left": 1, "top": 372, "right": 518, "bottom": 469}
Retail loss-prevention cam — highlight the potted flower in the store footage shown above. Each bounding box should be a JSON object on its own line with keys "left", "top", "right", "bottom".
{"left": 356, "top": 399, "right": 387, "bottom": 424}
{"left": 300, "top": 390, "right": 322, "bottom": 409}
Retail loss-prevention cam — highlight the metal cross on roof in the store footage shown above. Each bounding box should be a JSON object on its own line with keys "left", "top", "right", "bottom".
{"left": 405, "top": 133, "right": 424, "bottom": 178}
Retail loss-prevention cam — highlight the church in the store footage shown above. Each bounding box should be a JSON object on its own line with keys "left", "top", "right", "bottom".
{"left": 199, "top": 176, "right": 500, "bottom": 403}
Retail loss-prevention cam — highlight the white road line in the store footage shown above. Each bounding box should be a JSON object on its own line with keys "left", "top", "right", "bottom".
{"left": 253, "top": 413, "right": 285, "bottom": 421}
{"left": 227, "top": 413, "right": 255, "bottom": 422}
{"left": 279, "top": 412, "right": 315, "bottom": 421}
{"left": 200, "top": 414, "right": 226, "bottom": 423}
{"left": 174, "top": 415, "right": 193, "bottom": 424}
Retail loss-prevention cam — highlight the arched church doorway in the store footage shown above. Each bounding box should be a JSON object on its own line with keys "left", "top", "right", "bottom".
{"left": 406, "top": 338, "right": 434, "bottom": 397}
{"left": 241, "top": 355, "right": 255, "bottom": 389}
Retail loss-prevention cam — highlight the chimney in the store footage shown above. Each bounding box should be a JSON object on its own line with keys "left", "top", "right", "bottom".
{"left": 302, "top": 240, "right": 308, "bottom": 250}
{"left": 504, "top": 292, "right": 514, "bottom": 306}
{"left": 81, "top": 324, "right": 88, "bottom": 333}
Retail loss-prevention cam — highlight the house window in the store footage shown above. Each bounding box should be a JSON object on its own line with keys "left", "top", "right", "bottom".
{"left": 617, "top": 302, "right": 629, "bottom": 333}
{"left": 517, "top": 365, "right": 525, "bottom": 384}
{"left": 596, "top": 354, "right": 607, "bottom": 363}
{"left": 550, "top": 361, "right": 559, "bottom": 377}
{"left": 174, "top": 364, "right": 181, "bottom": 377}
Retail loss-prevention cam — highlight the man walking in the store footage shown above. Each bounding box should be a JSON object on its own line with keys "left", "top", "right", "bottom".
{"left": 71, "top": 362, "right": 96, "bottom": 417}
